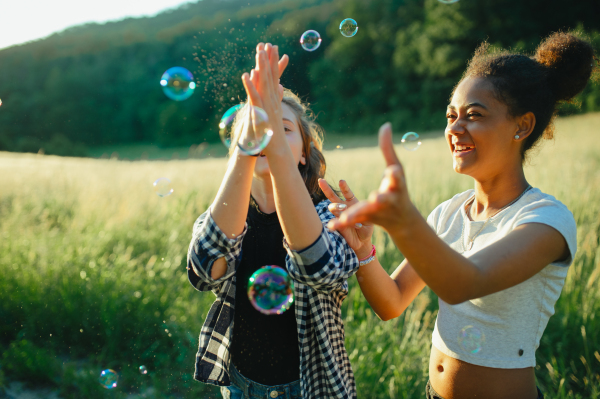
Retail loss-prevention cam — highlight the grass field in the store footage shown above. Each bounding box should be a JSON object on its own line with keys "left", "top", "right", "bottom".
{"left": 1, "top": 113, "right": 599, "bottom": 398}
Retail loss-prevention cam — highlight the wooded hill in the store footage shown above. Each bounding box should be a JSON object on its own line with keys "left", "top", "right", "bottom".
{"left": 0, "top": 0, "right": 598, "bottom": 156}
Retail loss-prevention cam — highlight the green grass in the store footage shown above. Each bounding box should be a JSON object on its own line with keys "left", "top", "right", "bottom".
{"left": 0, "top": 113, "right": 599, "bottom": 398}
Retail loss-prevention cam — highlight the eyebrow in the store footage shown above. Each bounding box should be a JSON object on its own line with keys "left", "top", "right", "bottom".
{"left": 447, "top": 102, "right": 488, "bottom": 110}
{"left": 283, "top": 118, "right": 295, "bottom": 123}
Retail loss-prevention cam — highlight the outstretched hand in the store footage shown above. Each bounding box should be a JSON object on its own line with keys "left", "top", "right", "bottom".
{"left": 319, "top": 179, "right": 374, "bottom": 258}
{"left": 327, "top": 123, "right": 418, "bottom": 236}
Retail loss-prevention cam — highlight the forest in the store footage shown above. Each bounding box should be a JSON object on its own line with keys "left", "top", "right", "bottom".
{"left": 0, "top": 0, "right": 599, "bottom": 156}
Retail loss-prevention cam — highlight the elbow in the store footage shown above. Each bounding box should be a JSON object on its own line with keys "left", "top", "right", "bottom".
{"left": 438, "top": 291, "right": 471, "bottom": 305}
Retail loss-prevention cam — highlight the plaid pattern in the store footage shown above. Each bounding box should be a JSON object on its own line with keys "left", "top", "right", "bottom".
{"left": 187, "top": 200, "right": 359, "bottom": 398}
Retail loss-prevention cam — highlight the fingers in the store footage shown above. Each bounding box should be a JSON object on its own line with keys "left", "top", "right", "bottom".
{"left": 318, "top": 178, "right": 342, "bottom": 203}
{"left": 339, "top": 180, "right": 357, "bottom": 203}
{"left": 379, "top": 165, "right": 404, "bottom": 193}
{"left": 278, "top": 54, "right": 289, "bottom": 78}
{"left": 242, "top": 73, "right": 263, "bottom": 109}
{"left": 379, "top": 122, "right": 401, "bottom": 167}
{"left": 327, "top": 202, "right": 347, "bottom": 217}
{"left": 327, "top": 200, "right": 380, "bottom": 230}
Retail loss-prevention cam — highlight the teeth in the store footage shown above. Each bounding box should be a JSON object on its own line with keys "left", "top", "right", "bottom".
{"left": 455, "top": 144, "right": 473, "bottom": 151}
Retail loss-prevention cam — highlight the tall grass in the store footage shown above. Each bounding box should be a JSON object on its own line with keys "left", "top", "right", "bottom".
{"left": 0, "top": 113, "right": 598, "bottom": 398}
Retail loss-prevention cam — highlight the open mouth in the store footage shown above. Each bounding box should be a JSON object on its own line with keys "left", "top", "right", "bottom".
{"left": 453, "top": 143, "right": 475, "bottom": 155}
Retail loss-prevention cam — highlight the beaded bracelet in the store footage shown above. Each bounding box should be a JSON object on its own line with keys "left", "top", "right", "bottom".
{"left": 358, "top": 244, "right": 376, "bottom": 267}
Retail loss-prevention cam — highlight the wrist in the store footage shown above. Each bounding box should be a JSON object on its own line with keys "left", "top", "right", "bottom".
{"left": 356, "top": 243, "right": 375, "bottom": 261}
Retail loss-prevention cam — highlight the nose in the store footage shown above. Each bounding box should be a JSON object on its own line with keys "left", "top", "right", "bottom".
{"left": 445, "top": 118, "right": 466, "bottom": 137}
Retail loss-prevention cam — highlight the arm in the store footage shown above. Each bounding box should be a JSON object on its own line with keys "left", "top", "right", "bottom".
{"left": 329, "top": 124, "right": 570, "bottom": 304}
{"left": 284, "top": 201, "right": 361, "bottom": 293}
{"left": 187, "top": 210, "right": 245, "bottom": 292}
{"left": 242, "top": 44, "right": 323, "bottom": 251}
{"left": 356, "top": 258, "right": 426, "bottom": 320}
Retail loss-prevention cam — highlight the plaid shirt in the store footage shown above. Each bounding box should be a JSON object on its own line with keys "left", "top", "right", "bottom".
{"left": 187, "top": 199, "right": 359, "bottom": 398}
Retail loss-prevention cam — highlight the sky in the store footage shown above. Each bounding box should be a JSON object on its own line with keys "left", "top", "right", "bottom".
{"left": 0, "top": 0, "right": 196, "bottom": 50}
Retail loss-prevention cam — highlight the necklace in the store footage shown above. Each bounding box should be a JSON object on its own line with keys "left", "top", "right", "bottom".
{"left": 461, "top": 185, "right": 532, "bottom": 252}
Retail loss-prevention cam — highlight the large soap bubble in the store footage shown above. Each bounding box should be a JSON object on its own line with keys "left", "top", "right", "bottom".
{"left": 160, "top": 67, "right": 196, "bottom": 101}
{"left": 247, "top": 265, "right": 294, "bottom": 315}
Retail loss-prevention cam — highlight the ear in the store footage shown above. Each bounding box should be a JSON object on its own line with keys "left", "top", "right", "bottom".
{"left": 514, "top": 112, "right": 536, "bottom": 141}
{"left": 300, "top": 154, "right": 307, "bottom": 165}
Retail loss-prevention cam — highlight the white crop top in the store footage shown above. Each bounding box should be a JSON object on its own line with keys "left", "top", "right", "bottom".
{"left": 427, "top": 188, "right": 577, "bottom": 369}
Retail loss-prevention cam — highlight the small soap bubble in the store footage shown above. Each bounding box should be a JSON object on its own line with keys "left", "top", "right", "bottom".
{"left": 339, "top": 18, "right": 358, "bottom": 37}
{"left": 247, "top": 265, "right": 294, "bottom": 315}
{"left": 300, "top": 30, "right": 322, "bottom": 52}
{"left": 153, "top": 178, "right": 174, "bottom": 197}
{"left": 219, "top": 104, "right": 273, "bottom": 155}
{"left": 336, "top": 145, "right": 344, "bottom": 150}
{"left": 458, "top": 326, "right": 485, "bottom": 354}
{"left": 437, "top": 0, "right": 459, "bottom": 3}
{"left": 0, "top": 99, "right": 2, "bottom": 106}
{"left": 401, "top": 132, "right": 421, "bottom": 151}
{"left": 139, "top": 365, "right": 148, "bottom": 375}
{"left": 99, "top": 369, "right": 118, "bottom": 389}
{"left": 223, "top": 202, "right": 228, "bottom": 206}
{"left": 160, "top": 67, "right": 195, "bottom": 101}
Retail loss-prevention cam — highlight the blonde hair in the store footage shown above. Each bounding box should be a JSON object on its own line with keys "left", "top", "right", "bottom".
{"left": 228, "top": 90, "right": 328, "bottom": 203}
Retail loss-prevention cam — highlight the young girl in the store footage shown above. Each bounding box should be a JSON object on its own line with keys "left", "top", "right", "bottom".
{"left": 328, "top": 31, "right": 596, "bottom": 398}
{"left": 186, "top": 44, "right": 373, "bottom": 399}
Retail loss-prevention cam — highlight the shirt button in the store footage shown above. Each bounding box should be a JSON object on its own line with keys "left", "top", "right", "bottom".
{"left": 270, "top": 391, "right": 279, "bottom": 398}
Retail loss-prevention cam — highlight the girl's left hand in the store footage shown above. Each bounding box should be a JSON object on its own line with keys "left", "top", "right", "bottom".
{"left": 319, "top": 178, "right": 374, "bottom": 260}
{"left": 242, "top": 43, "right": 286, "bottom": 127}
{"left": 327, "top": 123, "right": 419, "bottom": 237}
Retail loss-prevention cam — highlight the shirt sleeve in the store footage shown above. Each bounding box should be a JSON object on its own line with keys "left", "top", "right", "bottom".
{"left": 187, "top": 209, "right": 247, "bottom": 292}
{"left": 283, "top": 200, "right": 359, "bottom": 293}
{"left": 513, "top": 198, "right": 577, "bottom": 267}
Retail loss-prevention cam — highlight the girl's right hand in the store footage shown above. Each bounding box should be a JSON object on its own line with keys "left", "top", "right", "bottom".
{"left": 319, "top": 179, "right": 374, "bottom": 260}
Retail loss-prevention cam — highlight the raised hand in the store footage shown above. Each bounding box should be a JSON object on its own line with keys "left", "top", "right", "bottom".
{"left": 319, "top": 179, "right": 374, "bottom": 258}
{"left": 327, "top": 123, "right": 419, "bottom": 236}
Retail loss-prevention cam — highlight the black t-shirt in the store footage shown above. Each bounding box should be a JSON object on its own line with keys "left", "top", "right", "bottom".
{"left": 229, "top": 196, "right": 300, "bottom": 385}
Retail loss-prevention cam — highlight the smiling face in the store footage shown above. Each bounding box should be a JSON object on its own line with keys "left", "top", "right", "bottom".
{"left": 254, "top": 103, "right": 306, "bottom": 178}
{"left": 445, "top": 77, "right": 524, "bottom": 180}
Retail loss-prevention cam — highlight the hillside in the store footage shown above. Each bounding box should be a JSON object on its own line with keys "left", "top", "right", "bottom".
{"left": 0, "top": 0, "right": 599, "bottom": 156}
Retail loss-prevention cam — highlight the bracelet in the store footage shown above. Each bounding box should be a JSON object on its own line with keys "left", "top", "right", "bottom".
{"left": 359, "top": 255, "right": 376, "bottom": 267}
{"left": 358, "top": 244, "right": 376, "bottom": 267}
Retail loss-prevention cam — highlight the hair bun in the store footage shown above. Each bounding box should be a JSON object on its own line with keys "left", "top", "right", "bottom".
{"left": 534, "top": 31, "right": 595, "bottom": 102}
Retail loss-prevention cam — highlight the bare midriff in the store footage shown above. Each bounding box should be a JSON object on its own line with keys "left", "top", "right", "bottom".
{"left": 429, "top": 345, "right": 538, "bottom": 399}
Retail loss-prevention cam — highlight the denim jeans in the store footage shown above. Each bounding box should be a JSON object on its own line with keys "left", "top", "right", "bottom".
{"left": 220, "top": 364, "right": 301, "bottom": 399}
{"left": 426, "top": 380, "right": 545, "bottom": 399}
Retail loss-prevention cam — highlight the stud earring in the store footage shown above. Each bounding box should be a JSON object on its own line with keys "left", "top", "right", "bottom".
{"left": 514, "top": 134, "right": 520, "bottom": 139}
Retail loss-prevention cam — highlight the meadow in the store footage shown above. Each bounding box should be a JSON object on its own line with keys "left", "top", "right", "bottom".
{"left": 0, "top": 113, "right": 599, "bottom": 398}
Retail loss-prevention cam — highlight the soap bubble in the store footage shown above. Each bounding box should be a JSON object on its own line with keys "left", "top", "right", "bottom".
{"left": 160, "top": 67, "right": 196, "bottom": 101}
{"left": 401, "top": 132, "right": 421, "bottom": 151}
{"left": 218, "top": 104, "right": 244, "bottom": 148}
{"left": 219, "top": 104, "right": 273, "bottom": 155}
{"left": 339, "top": 18, "right": 358, "bottom": 37}
{"left": 247, "top": 265, "right": 294, "bottom": 315}
{"left": 300, "top": 30, "right": 322, "bottom": 52}
{"left": 139, "top": 365, "right": 148, "bottom": 375}
{"left": 99, "top": 369, "right": 118, "bottom": 389}
{"left": 458, "top": 326, "right": 485, "bottom": 354}
{"left": 0, "top": 99, "right": 2, "bottom": 106}
{"left": 153, "top": 178, "right": 174, "bottom": 197}
{"left": 437, "top": 0, "right": 460, "bottom": 3}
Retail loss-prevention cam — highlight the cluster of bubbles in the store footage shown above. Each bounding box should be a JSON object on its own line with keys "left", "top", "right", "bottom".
{"left": 98, "top": 365, "right": 149, "bottom": 389}
{"left": 458, "top": 325, "right": 485, "bottom": 354}
{"left": 247, "top": 265, "right": 294, "bottom": 315}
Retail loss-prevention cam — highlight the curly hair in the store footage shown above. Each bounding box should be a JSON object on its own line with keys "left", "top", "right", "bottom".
{"left": 229, "top": 89, "right": 328, "bottom": 204}
{"left": 455, "top": 31, "right": 597, "bottom": 160}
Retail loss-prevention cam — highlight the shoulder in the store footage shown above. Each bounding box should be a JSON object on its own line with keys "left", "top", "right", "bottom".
{"left": 427, "top": 190, "right": 473, "bottom": 232}
{"left": 513, "top": 188, "right": 577, "bottom": 266}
